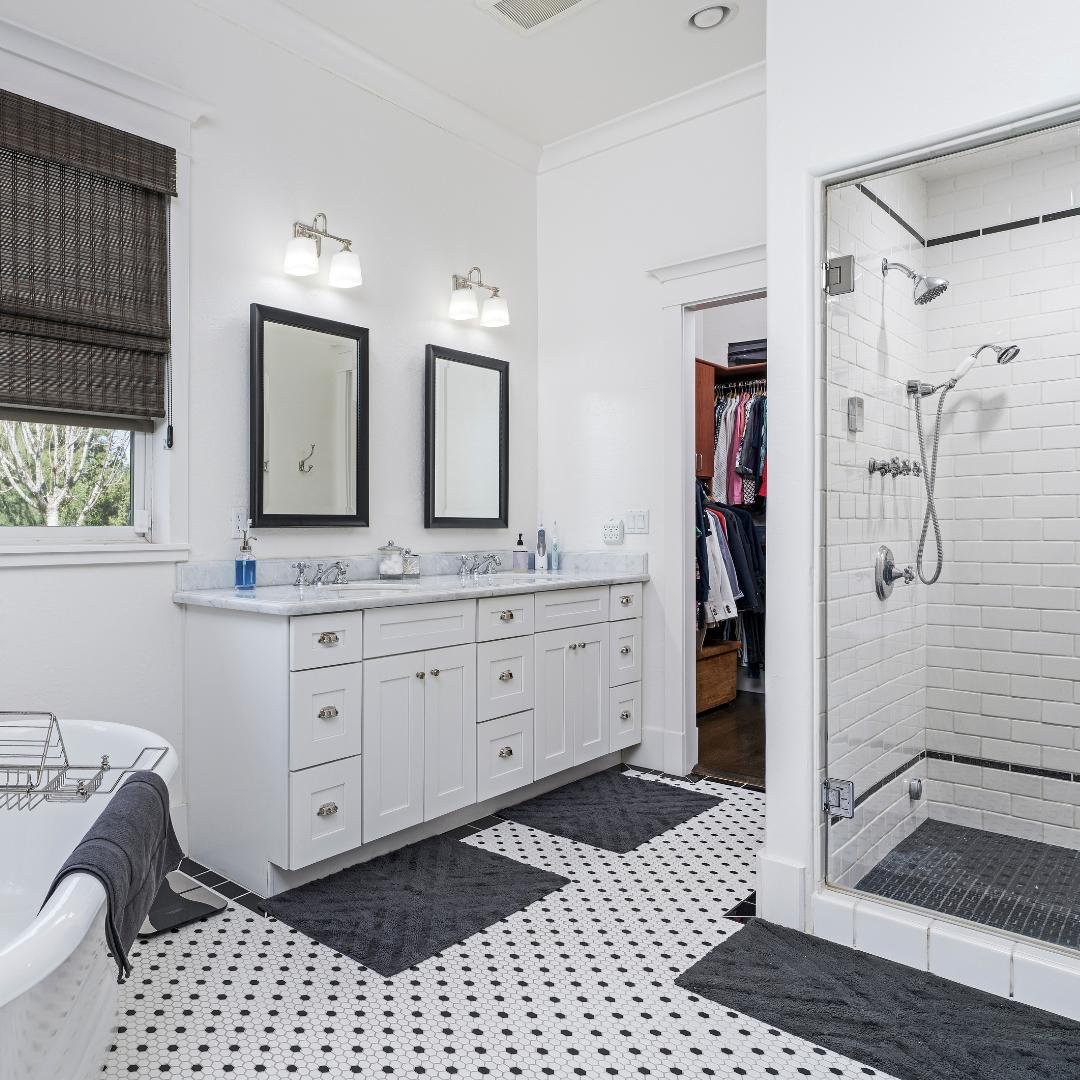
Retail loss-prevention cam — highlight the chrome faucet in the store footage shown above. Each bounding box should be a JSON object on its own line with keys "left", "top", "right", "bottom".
{"left": 290, "top": 561, "right": 311, "bottom": 587}
{"left": 459, "top": 553, "right": 482, "bottom": 579}
{"left": 313, "top": 560, "right": 349, "bottom": 586}
{"left": 476, "top": 553, "right": 502, "bottom": 575}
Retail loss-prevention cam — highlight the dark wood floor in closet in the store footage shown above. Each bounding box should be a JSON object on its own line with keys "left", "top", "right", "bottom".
{"left": 694, "top": 692, "right": 765, "bottom": 788}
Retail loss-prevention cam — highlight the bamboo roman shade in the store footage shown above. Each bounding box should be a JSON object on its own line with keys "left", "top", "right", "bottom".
{"left": 0, "top": 90, "right": 177, "bottom": 430}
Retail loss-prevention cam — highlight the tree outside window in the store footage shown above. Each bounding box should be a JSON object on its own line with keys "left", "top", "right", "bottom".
{"left": 0, "top": 421, "right": 132, "bottom": 527}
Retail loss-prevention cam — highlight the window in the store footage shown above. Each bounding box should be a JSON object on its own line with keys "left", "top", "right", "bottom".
{"left": 0, "top": 89, "right": 175, "bottom": 541}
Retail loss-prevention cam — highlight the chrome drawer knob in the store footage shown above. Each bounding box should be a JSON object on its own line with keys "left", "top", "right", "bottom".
{"left": 316, "top": 801, "right": 338, "bottom": 817}
{"left": 620, "top": 645, "right": 632, "bottom": 655}
{"left": 430, "top": 668, "right": 441, "bottom": 677}
{"left": 416, "top": 671, "right": 426, "bottom": 680}
{"left": 317, "top": 705, "right": 339, "bottom": 721}
{"left": 620, "top": 710, "right": 632, "bottom": 721}
{"left": 499, "top": 610, "right": 515, "bottom": 621}
{"left": 568, "top": 643, "right": 578, "bottom": 651}
{"left": 498, "top": 670, "right": 514, "bottom": 682}
{"left": 317, "top": 631, "right": 340, "bottom": 647}
{"left": 498, "top": 746, "right": 513, "bottom": 759}
{"left": 620, "top": 595, "right": 633, "bottom": 606}
{"left": 578, "top": 642, "right": 586, "bottom": 650}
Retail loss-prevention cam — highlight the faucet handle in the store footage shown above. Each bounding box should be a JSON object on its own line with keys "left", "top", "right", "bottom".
{"left": 332, "top": 560, "right": 349, "bottom": 584}
{"left": 290, "top": 561, "right": 311, "bottom": 587}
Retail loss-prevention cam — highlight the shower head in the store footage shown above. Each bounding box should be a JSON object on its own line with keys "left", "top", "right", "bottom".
{"left": 950, "top": 342, "right": 1021, "bottom": 384}
{"left": 882, "top": 259, "right": 950, "bottom": 305}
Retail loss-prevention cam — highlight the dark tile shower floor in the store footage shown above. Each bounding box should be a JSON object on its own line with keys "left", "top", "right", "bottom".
{"left": 857, "top": 818, "right": 1080, "bottom": 950}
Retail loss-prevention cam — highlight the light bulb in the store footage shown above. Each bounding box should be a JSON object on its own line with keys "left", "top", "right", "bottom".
{"left": 448, "top": 284, "right": 479, "bottom": 320}
{"left": 480, "top": 293, "right": 510, "bottom": 328}
{"left": 283, "top": 235, "right": 319, "bottom": 277}
{"left": 329, "top": 248, "right": 363, "bottom": 288}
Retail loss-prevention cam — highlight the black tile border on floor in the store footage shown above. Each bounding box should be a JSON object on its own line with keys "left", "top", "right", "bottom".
{"left": 830, "top": 747, "right": 1080, "bottom": 827}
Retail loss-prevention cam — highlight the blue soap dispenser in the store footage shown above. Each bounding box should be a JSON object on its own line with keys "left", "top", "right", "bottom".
{"left": 234, "top": 520, "right": 257, "bottom": 592}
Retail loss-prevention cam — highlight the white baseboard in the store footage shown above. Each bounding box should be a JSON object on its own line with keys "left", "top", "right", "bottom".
{"left": 757, "top": 852, "right": 807, "bottom": 929}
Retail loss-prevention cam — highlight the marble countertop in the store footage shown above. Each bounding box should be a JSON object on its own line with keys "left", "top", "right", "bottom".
{"left": 173, "top": 570, "right": 648, "bottom": 616}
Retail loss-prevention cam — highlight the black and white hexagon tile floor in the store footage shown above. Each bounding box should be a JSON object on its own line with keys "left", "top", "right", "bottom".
{"left": 107, "top": 771, "right": 883, "bottom": 1079}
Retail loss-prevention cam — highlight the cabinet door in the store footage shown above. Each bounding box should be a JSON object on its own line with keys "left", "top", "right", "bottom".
{"left": 571, "top": 623, "right": 610, "bottom": 765}
{"left": 694, "top": 360, "right": 716, "bottom": 478}
{"left": 362, "top": 653, "right": 426, "bottom": 843}
{"left": 423, "top": 643, "right": 477, "bottom": 821}
{"left": 534, "top": 627, "right": 578, "bottom": 780}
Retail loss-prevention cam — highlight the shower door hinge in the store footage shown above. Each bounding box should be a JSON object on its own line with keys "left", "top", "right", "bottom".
{"left": 823, "top": 255, "right": 855, "bottom": 296}
{"left": 822, "top": 778, "right": 855, "bottom": 818}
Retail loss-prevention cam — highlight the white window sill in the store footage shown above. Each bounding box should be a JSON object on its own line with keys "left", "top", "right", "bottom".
{"left": 0, "top": 543, "right": 190, "bottom": 569}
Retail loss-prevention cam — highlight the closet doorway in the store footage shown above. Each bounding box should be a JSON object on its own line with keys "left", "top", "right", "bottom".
{"left": 690, "top": 292, "right": 766, "bottom": 790}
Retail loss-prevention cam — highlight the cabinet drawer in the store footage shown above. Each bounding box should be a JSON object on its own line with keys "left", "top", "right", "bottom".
{"left": 609, "top": 682, "right": 642, "bottom": 752}
{"left": 287, "top": 756, "right": 363, "bottom": 870}
{"left": 290, "top": 611, "right": 364, "bottom": 671}
{"left": 289, "top": 663, "right": 363, "bottom": 771}
{"left": 477, "top": 594, "right": 534, "bottom": 640}
{"left": 609, "top": 583, "right": 643, "bottom": 620}
{"left": 609, "top": 618, "right": 642, "bottom": 686}
{"left": 477, "top": 711, "right": 534, "bottom": 802}
{"left": 534, "top": 587, "right": 609, "bottom": 632}
{"left": 363, "top": 600, "right": 476, "bottom": 659}
{"left": 477, "top": 638, "right": 534, "bottom": 721}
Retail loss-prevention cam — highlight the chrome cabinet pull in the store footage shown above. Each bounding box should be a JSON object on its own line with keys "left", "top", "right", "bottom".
{"left": 620, "top": 645, "right": 632, "bottom": 655}
{"left": 316, "top": 801, "right": 338, "bottom": 817}
{"left": 498, "top": 746, "right": 513, "bottom": 759}
{"left": 498, "top": 670, "right": 514, "bottom": 682}
{"left": 620, "top": 710, "right": 632, "bottom": 721}
{"left": 317, "top": 705, "right": 339, "bottom": 720}
{"left": 577, "top": 642, "right": 586, "bottom": 650}
{"left": 568, "top": 643, "right": 578, "bottom": 651}
{"left": 416, "top": 671, "right": 426, "bottom": 680}
{"left": 317, "top": 631, "right": 340, "bottom": 647}
{"left": 499, "top": 610, "right": 515, "bottom": 622}
{"left": 620, "top": 595, "right": 633, "bottom": 606}
{"left": 430, "top": 668, "right": 440, "bottom": 677}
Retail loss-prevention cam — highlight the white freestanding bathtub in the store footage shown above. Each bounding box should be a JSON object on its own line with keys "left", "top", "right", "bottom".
{"left": 0, "top": 719, "right": 178, "bottom": 1080}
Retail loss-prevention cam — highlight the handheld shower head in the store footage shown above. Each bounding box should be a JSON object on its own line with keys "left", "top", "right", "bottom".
{"left": 882, "top": 259, "right": 950, "bottom": 305}
{"left": 950, "top": 342, "right": 1021, "bottom": 384}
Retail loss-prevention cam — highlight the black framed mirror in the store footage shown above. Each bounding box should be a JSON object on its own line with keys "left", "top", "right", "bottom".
{"left": 424, "top": 345, "right": 509, "bottom": 529}
{"left": 250, "top": 303, "right": 370, "bottom": 527}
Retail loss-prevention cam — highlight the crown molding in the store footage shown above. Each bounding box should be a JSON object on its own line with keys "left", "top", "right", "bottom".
{"left": 539, "top": 61, "right": 765, "bottom": 174}
{"left": 0, "top": 17, "right": 210, "bottom": 126}
{"left": 191, "top": 0, "right": 541, "bottom": 173}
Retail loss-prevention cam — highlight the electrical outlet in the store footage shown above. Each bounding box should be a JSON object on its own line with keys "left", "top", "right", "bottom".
{"left": 625, "top": 509, "right": 650, "bottom": 535}
{"left": 229, "top": 507, "right": 248, "bottom": 539}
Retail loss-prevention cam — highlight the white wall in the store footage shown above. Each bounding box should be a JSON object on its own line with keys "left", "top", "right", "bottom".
{"left": 695, "top": 297, "right": 766, "bottom": 366}
{"left": 764, "top": 0, "right": 1080, "bottom": 927}
{"left": 536, "top": 80, "right": 766, "bottom": 769}
{"left": 0, "top": 1, "right": 538, "bottom": 817}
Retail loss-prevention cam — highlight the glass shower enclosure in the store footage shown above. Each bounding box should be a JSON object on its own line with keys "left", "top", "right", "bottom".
{"left": 824, "top": 120, "right": 1080, "bottom": 954}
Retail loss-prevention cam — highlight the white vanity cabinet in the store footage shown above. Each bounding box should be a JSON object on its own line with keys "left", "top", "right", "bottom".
{"left": 182, "top": 574, "right": 645, "bottom": 897}
{"left": 534, "top": 623, "right": 610, "bottom": 780}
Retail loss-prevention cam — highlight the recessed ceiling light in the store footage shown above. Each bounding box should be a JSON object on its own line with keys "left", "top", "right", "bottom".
{"left": 689, "top": 5, "right": 733, "bottom": 30}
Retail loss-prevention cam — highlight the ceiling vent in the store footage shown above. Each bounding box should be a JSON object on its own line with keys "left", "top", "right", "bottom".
{"left": 476, "top": 0, "right": 601, "bottom": 35}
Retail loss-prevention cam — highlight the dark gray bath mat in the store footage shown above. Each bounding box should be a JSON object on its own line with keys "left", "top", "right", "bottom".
{"left": 263, "top": 835, "right": 568, "bottom": 977}
{"left": 499, "top": 768, "right": 721, "bottom": 852}
{"left": 857, "top": 818, "right": 1080, "bottom": 950}
{"left": 676, "top": 919, "right": 1080, "bottom": 1080}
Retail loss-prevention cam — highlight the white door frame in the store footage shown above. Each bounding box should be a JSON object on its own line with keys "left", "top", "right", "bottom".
{"left": 648, "top": 244, "right": 767, "bottom": 777}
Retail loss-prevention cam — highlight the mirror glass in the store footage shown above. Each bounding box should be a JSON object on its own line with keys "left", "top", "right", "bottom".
{"left": 425, "top": 346, "right": 508, "bottom": 528}
{"left": 251, "top": 305, "right": 369, "bottom": 527}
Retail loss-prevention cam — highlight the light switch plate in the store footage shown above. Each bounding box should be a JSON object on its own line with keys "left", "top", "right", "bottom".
{"left": 229, "top": 507, "right": 248, "bottom": 539}
{"left": 625, "top": 509, "right": 649, "bottom": 535}
{"left": 602, "top": 517, "right": 625, "bottom": 545}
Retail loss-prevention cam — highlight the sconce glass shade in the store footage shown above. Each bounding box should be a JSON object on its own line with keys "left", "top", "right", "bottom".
{"left": 283, "top": 235, "right": 319, "bottom": 276}
{"left": 448, "top": 284, "right": 479, "bottom": 320}
{"left": 480, "top": 293, "right": 510, "bottom": 328}
{"left": 329, "top": 248, "right": 363, "bottom": 288}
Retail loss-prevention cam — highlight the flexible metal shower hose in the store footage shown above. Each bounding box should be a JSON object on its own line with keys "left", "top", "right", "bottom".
{"left": 913, "top": 383, "right": 951, "bottom": 585}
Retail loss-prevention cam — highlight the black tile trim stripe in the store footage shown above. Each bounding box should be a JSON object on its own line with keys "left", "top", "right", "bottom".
{"left": 926, "top": 204, "right": 1080, "bottom": 246}
{"left": 856, "top": 183, "right": 927, "bottom": 246}
{"left": 828, "top": 748, "right": 1080, "bottom": 827}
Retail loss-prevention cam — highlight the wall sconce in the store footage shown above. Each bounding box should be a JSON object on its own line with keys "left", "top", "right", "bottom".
{"left": 448, "top": 266, "right": 510, "bottom": 327}
{"left": 283, "top": 212, "right": 363, "bottom": 288}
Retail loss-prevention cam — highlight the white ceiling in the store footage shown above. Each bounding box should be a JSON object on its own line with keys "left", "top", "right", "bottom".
{"left": 277, "top": 0, "right": 766, "bottom": 147}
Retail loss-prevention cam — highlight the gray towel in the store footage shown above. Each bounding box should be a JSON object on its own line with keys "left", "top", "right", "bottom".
{"left": 41, "top": 770, "right": 183, "bottom": 981}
